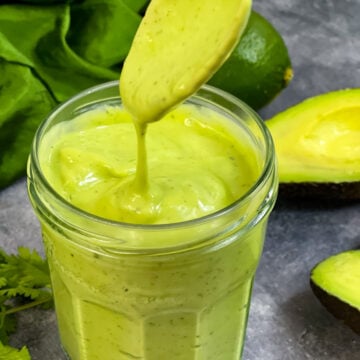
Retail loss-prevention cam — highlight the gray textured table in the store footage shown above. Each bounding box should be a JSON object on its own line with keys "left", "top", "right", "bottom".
{"left": 1, "top": 0, "right": 360, "bottom": 359}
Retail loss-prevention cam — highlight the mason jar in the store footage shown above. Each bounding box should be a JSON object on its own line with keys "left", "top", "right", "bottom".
{"left": 27, "top": 82, "right": 278, "bottom": 360}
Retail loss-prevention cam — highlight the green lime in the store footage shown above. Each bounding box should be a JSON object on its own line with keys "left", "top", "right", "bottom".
{"left": 208, "top": 11, "right": 293, "bottom": 110}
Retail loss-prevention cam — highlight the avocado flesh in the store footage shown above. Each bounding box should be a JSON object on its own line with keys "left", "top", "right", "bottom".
{"left": 266, "top": 89, "right": 360, "bottom": 199}
{"left": 310, "top": 250, "right": 360, "bottom": 334}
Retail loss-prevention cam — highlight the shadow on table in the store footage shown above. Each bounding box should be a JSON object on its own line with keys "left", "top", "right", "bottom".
{"left": 280, "top": 289, "right": 360, "bottom": 360}
{"left": 275, "top": 194, "right": 360, "bottom": 212}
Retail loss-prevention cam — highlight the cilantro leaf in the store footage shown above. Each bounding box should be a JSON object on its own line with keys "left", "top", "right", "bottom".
{"left": 0, "top": 246, "right": 54, "bottom": 359}
{"left": 0, "top": 341, "right": 31, "bottom": 360}
{"left": 0, "top": 310, "right": 16, "bottom": 344}
{"left": 0, "top": 247, "right": 52, "bottom": 304}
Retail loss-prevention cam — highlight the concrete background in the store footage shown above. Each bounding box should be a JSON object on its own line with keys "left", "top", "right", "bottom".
{"left": 1, "top": 0, "right": 359, "bottom": 358}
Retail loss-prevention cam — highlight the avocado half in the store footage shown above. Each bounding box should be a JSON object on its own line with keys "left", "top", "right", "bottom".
{"left": 266, "top": 89, "right": 360, "bottom": 200}
{"left": 310, "top": 250, "right": 360, "bottom": 334}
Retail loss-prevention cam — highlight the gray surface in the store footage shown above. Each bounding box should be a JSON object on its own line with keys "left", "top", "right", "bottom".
{"left": 1, "top": 0, "right": 360, "bottom": 358}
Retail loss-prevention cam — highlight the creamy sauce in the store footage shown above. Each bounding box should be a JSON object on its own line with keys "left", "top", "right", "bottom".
{"left": 119, "top": 0, "right": 251, "bottom": 208}
{"left": 120, "top": 0, "right": 251, "bottom": 125}
{"left": 39, "top": 98, "right": 265, "bottom": 360}
{"left": 40, "top": 104, "right": 259, "bottom": 224}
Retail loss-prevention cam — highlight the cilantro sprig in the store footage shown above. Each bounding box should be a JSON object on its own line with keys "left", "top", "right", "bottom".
{"left": 0, "top": 341, "right": 31, "bottom": 360}
{"left": 0, "top": 247, "right": 53, "bottom": 359}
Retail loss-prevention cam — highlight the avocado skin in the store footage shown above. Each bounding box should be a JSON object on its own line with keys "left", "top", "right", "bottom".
{"left": 310, "top": 279, "right": 360, "bottom": 335}
{"left": 279, "top": 182, "right": 360, "bottom": 201}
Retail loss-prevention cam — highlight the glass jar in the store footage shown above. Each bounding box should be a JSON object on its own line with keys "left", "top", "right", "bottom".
{"left": 27, "top": 82, "right": 278, "bottom": 360}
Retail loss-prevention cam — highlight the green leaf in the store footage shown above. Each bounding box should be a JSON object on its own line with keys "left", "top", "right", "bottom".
{"left": 0, "top": 4, "right": 118, "bottom": 102}
{"left": 0, "top": 0, "right": 149, "bottom": 189}
{"left": 122, "top": 0, "right": 149, "bottom": 13}
{"left": 0, "top": 31, "right": 56, "bottom": 188}
{"left": 67, "top": 0, "right": 143, "bottom": 67}
{"left": 0, "top": 341, "right": 31, "bottom": 360}
{"left": 0, "top": 310, "right": 16, "bottom": 344}
{"left": 0, "top": 247, "right": 53, "bottom": 357}
{"left": 0, "top": 70, "right": 55, "bottom": 188}
{"left": 0, "top": 0, "right": 79, "bottom": 4}
{"left": 0, "top": 247, "right": 51, "bottom": 300}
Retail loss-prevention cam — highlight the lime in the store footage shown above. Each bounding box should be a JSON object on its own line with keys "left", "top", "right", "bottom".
{"left": 120, "top": 0, "right": 252, "bottom": 124}
{"left": 208, "top": 11, "right": 293, "bottom": 110}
